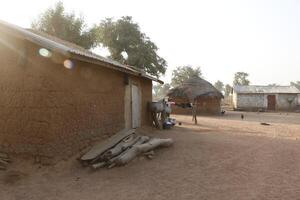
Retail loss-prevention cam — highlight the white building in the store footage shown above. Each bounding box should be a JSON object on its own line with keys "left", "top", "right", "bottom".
{"left": 233, "top": 85, "right": 300, "bottom": 111}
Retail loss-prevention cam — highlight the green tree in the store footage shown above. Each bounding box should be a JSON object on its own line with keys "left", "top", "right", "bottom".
{"left": 153, "top": 83, "right": 170, "bottom": 101}
{"left": 171, "top": 66, "right": 202, "bottom": 87}
{"left": 95, "top": 16, "right": 167, "bottom": 77}
{"left": 31, "top": 1, "right": 97, "bottom": 49}
{"left": 214, "top": 80, "right": 224, "bottom": 93}
{"left": 224, "top": 84, "right": 233, "bottom": 96}
{"left": 291, "top": 81, "right": 300, "bottom": 90}
{"left": 233, "top": 72, "right": 250, "bottom": 86}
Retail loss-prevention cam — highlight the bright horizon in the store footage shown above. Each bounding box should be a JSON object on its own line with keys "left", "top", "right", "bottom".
{"left": 0, "top": 0, "right": 299, "bottom": 86}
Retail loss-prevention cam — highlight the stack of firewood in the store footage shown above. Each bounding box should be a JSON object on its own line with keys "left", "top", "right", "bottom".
{"left": 0, "top": 152, "right": 10, "bottom": 170}
{"left": 80, "top": 129, "right": 173, "bottom": 169}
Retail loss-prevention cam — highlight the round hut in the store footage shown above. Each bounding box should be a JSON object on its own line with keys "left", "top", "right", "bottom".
{"left": 167, "top": 77, "right": 224, "bottom": 115}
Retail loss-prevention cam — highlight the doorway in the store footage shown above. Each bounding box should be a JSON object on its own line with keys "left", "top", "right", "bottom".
{"left": 267, "top": 95, "right": 276, "bottom": 110}
{"left": 131, "top": 84, "right": 141, "bottom": 128}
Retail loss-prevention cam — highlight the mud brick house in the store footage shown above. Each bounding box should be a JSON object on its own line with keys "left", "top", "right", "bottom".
{"left": 0, "top": 20, "right": 162, "bottom": 161}
{"left": 167, "top": 77, "right": 223, "bottom": 115}
{"left": 233, "top": 85, "right": 300, "bottom": 111}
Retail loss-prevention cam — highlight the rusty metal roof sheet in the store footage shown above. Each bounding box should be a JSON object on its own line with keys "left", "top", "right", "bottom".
{"left": 0, "top": 20, "right": 163, "bottom": 84}
{"left": 233, "top": 85, "right": 300, "bottom": 94}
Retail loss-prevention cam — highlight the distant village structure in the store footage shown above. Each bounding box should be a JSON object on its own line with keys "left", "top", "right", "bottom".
{"left": 0, "top": 20, "right": 162, "bottom": 162}
{"left": 167, "top": 77, "right": 223, "bottom": 115}
{"left": 233, "top": 85, "right": 300, "bottom": 111}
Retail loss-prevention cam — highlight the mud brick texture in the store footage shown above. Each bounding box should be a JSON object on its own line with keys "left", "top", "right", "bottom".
{"left": 0, "top": 31, "right": 152, "bottom": 163}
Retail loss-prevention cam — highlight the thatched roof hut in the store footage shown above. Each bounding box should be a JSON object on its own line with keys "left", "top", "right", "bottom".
{"left": 168, "top": 77, "right": 223, "bottom": 101}
{"left": 167, "top": 77, "right": 223, "bottom": 115}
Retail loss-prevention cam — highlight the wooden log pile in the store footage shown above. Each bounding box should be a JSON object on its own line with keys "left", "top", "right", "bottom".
{"left": 80, "top": 129, "right": 174, "bottom": 169}
{"left": 0, "top": 152, "right": 10, "bottom": 170}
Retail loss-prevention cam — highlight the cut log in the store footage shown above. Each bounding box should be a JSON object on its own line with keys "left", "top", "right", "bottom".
{"left": 109, "top": 146, "right": 140, "bottom": 167}
{"left": 143, "top": 150, "right": 155, "bottom": 156}
{"left": 143, "top": 150, "right": 155, "bottom": 159}
{"left": 107, "top": 163, "right": 116, "bottom": 169}
{"left": 108, "top": 136, "right": 150, "bottom": 167}
{"left": 101, "top": 135, "right": 141, "bottom": 161}
{"left": 136, "top": 138, "right": 174, "bottom": 153}
{"left": 81, "top": 129, "right": 135, "bottom": 161}
{"left": 92, "top": 162, "right": 106, "bottom": 169}
{"left": 112, "top": 137, "right": 173, "bottom": 167}
{"left": 90, "top": 135, "right": 141, "bottom": 164}
{"left": 108, "top": 136, "right": 150, "bottom": 163}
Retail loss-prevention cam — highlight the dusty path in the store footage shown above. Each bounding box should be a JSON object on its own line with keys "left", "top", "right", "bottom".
{"left": 2, "top": 112, "right": 300, "bottom": 200}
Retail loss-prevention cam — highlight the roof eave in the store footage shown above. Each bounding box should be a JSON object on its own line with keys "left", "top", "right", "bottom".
{"left": 70, "top": 53, "right": 164, "bottom": 84}
{"left": 0, "top": 20, "right": 163, "bottom": 84}
{"left": 236, "top": 92, "right": 300, "bottom": 94}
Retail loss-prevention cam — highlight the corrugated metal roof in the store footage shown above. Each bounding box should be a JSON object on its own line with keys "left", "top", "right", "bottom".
{"left": 233, "top": 85, "right": 300, "bottom": 94}
{"left": 0, "top": 20, "right": 163, "bottom": 83}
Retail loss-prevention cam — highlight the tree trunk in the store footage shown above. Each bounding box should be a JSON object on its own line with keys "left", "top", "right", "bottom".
{"left": 108, "top": 136, "right": 150, "bottom": 167}
{"left": 136, "top": 138, "right": 173, "bottom": 153}
{"left": 92, "top": 162, "right": 106, "bottom": 169}
{"left": 192, "top": 104, "right": 197, "bottom": 124}
{"left": 81, "top": 129, "right": 135, "bottom": 161}
{"left": 100, "top": 135, "right": 141, "bottom": 161}
{"left": 111, "top": 137, "right": 173, "bottom": 167}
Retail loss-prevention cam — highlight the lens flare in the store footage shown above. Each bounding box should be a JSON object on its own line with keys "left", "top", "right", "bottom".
{"left": 39, "top": 48, "right": 52, "bottom": 58}
{"left": 63, "top": 59, "right": 74, "bottom": 69}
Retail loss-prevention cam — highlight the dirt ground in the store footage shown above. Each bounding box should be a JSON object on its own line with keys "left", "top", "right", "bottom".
{"left": 2, "top": 111, "right": 300, "bottom": 200}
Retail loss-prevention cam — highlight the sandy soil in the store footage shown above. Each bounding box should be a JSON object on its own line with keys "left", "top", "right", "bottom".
{"left": 2, "top": 111, "right": 300, "bottom": 200}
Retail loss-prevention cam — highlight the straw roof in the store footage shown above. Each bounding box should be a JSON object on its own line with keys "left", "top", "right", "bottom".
{"left": 167, "top": 77, "right": 224, "bottom": 101}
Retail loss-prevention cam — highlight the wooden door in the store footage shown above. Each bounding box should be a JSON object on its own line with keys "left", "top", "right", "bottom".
{"left": 267, "top": 95, "right": 276, "bottom": 110}
{"left": 131, "top": 84, "right": 141, "bottom": 128}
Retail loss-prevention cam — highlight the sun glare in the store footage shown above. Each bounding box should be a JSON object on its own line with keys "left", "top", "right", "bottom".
{"left": 63, "top": 59, "right": 74, "bottom": 69}
{"left": 38, "top": 48, "right": 52, "bottom": 58}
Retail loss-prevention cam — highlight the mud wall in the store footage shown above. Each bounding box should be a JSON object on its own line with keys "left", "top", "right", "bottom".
{"left": 171, "top": 96, "right": 221, "bottom": 115}
{"left": 0, "top": 32, "right": 152, "bottom": 161}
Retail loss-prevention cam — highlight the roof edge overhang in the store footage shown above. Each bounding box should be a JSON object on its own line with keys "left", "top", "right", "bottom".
{"left": 236, "top": 92, "right": 300, "bottom": 95}
{"left": 70, "top": 53, "right": 164, "bottom": 84}
{"left": 0, "top": 20, "right": 164, "bottom": 84}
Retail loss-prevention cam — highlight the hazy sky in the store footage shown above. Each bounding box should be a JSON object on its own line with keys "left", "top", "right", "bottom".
{"left": 0, "top": 0, "right": 299, "bottom": 85}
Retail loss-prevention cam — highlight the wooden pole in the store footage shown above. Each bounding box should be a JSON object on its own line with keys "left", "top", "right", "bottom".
{"left": 192, "top": 102, "right": 197, "bottom": 124}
